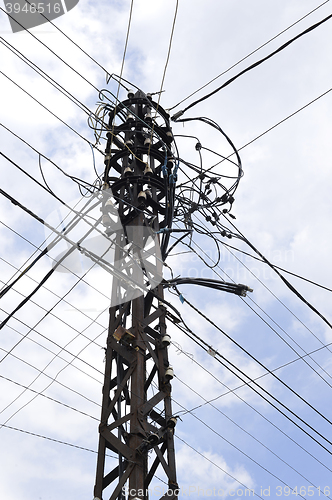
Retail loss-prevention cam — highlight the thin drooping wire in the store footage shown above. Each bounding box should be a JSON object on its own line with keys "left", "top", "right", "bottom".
{"left": 186, "top": 215, "right": 332, "bottom": 384}
{"left": 0, "top": 310, "right": 104, "bottom": 383}
{"left": 0, "top": 374, "right": 99, "bottom": 421}
{"left": 175, "top": 86, "right": 332, "bottom": 186}
{"left": 162, "top": 292, "right": 332, "bottom": 455}
{"left": 170, "top": 13, "right": 332, "bottom": 118}
{"left": 171, "top": 321, "right": 332, "bottom": 474}
{"left": 220, "top": 212, "right": 332, "bottom": 331}
{"left": 166, "top": 317, "right": 332, "bottom": 472}
{"left": 220, "top": 240, "right": 332, "bottom": 293}
{"left": 0, "top": 346, "right": 101, "bottom": 407}
{"left": 238, "top": 87, "right": 332, "bottom": 148}
{"left": 0, "top": 69, "right": 103, "bottom": 152}
{"left": 174, "top": 434, "right": 263, "bottom": 499}
{"left": 106, "top": 0, "right": 134, "bottom": 155}
{"left": 1, "top": 423, "right": 117, "bottom": 458}
{"left": 0, "top": 37, "right": 92, "bottom": 117}
{"left": 170, "top": 380, "right": 317, "bottom": 498}
{"left": 0, "top": 132, "right": 95, "bottom": 196}
{"left": 173, "top": 286, "right": 332, "bottom": 432}
{"left": 0, "top": 7, "right": 100, "bottom": 94}
{"left": 169, "top": 0, "right": 330, "bottom": 110}
{"left": 147, "top": 0, "right": 179, "bottom": 154}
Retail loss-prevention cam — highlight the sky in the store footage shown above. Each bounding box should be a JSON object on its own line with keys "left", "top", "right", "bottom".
{"left": 1, "top": 0, "right": 332, "bottom": 499}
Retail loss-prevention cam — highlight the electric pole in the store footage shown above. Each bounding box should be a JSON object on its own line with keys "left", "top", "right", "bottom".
{"left": 93, "top": 90, "right": 179, "bottom": 500}
{"left": 92, "top": 85, "right": 251, "bottom": 500}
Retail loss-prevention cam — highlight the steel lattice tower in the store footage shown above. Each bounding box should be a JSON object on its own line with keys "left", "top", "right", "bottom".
{"left": 94, "top": 90, "right": 179, "bottom": 500}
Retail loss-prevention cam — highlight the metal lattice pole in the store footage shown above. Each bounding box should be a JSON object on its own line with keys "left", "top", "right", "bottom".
{"left": 93, "top": 90, "right": 179, "bottom": 500}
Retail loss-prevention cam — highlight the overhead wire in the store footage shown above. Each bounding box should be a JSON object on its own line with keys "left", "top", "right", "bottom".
{"left": 0, "top": 374, "right": 99, "bottom": 421}
{"left": 0, "top": 6, "right": 101, "bottom": 93}
{"left": 170, "top": 142, "right": 332, "bottom": 378}
{"left": 220, "top": 240, "right": 332, "bottom": 294}
{"left": 0, "top": 36, "right": 93, "bottom": 117}
{"left": 0, "top": 270, "right": 107, "bottom": 424}
{"left": 0, "top": 130, "right": 96, "bottom": 196}
{"left": 0, "top": 301, "right": 105, "bottom": 382}
{"left": 0, "top": 320, "right": 105, "bottom": 430}
{"left": 171, "top": 285, "right": 332, "bottom": 429}
{"left": 1, "top": 423, "right": 118, "bottom": 458}
{"left": 147, "top": 0, "right": 179, "bottom": 151}
{"left": 218, "top": 236, "right": 332, "bottom": 357}
{"left": 162, "top": 291, "right": 332, "bottom": 455}
{"left": 169, "top": 186, "right": 332, "bottom": 388}
{"left": 220, "top": 213, "right": 332, "bottom": 330}
{"left": 168, "top": 0, "right": 330, "bottom": 110}
{"left": 166, "top": 316, "right": 332, "bottom": 473}
{"left": 170, "top": 378, "right": 320, "bottom": 497}
{"left": 173, "top": 86, "right": 332, "bottom": 190}
{"left": 0, "top": 251, "right": 107, "bottom": 332}
{"left": 0, "top": 345, "right": 101, "bottom": 407}
{"left": 170, "top": 324, "right": 332, "bottom": 474}
{"left": 0, "top": 69, "right": 104, "bottom": 152}
{"left": 174, "top": 434, "right": 264, "bottom": 498}
{"left": 170, "top": 12, "right": 332, "bottom": 118}
{"left": 17, "top": 0, "right": 112, "bottom": 78}
{"left": 0, "top": 191, "right": 104, "bottom": 331}
{"left": 106, "top": 0, "right": 134, "bottom": 156}
{"left": 186, "top": 214, "right": 332, "bottom": 382}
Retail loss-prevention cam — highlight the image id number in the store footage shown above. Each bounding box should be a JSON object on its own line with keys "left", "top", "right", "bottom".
{"left": 5, "top": 3, "right": 61, "bottom": 14}
{"left": 276, "top": 486, "right": 330, "bottom": 496}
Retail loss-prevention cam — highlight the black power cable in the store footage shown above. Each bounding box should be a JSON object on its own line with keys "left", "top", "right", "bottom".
{"left": 166, "top": 286, "right": 332, "bottom": 449}
{"left": 219, "top": 214, "right": 332, "bottom": 331}
{"left": 164, "top": 277, "right": 252, "bottom": 296}
{"left": 166, "top": 306, "right": 332, "bottom": 456}
{"left": 171, "top": 13, "right": 332, "bottom": 119}
{"left": 169, "top": 0, "right": 330, "bottom": 110}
